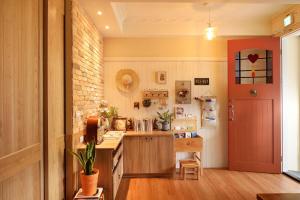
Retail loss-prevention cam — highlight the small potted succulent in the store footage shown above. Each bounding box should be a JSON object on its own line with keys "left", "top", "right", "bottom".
{"left": 69, "top": 141, "right": 98, "bottom": 196}
{"left": 157, "top": 110, "right": 173, "bottom": 131}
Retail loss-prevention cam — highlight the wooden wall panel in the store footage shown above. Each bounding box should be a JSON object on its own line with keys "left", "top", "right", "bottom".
{"left": 0, "top": 163, "right": 41, "bottom": 200}
{"left": 0, "top": 0, "right": 42, "bottom": 199}
{"left": 44, "top": 0, "right": 65, "bottom": 199}
{"left": 0, "top": 0, "right": 40, "bottom": 157}
{"left": 0, "top": 144, "right": 40, "bottom": 182}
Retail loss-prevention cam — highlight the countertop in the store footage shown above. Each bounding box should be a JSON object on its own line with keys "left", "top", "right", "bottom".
{"left": 77, "top": 131, "right": 173, "bottom": 150}
{"left": 77, "top": 136, "right": 123, "bottom": 150}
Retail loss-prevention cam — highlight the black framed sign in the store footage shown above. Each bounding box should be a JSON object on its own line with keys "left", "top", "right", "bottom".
{"left": 194, "top": 78, "right": 209, "bottom": 85}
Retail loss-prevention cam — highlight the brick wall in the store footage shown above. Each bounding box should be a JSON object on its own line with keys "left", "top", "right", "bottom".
{"left": 72, "top": 0, "right": 104, "bottom": 133}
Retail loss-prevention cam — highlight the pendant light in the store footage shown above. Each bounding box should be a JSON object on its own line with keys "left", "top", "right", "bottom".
{"left": 205, "top": 8, "right": 216, "bottom": 40}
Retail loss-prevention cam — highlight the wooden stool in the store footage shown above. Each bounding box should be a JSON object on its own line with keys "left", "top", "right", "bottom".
{"left": 180, "top": 160, "right": 200, "bottom": 180}
{"left": 179, "top": 159, "right": 196, "bottom": 173}
{"left": 179, "top": 159, "right": 203, "bottom": 177}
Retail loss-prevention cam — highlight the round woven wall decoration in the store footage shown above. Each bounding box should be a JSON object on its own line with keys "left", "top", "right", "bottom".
{"left": 115, "top": 69, "right": 140, "bottom": 93}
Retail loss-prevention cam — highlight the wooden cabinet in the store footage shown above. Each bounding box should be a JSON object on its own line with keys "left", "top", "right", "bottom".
{"left": 113, "top": 156, "right": 123, "bottom": 199}
{"left": 123, "top": 136, "right": 142, "bottom": 174}
{"left": 123, "top": 135, "right": 174, "bottom": 176}
{"left": 93, "top": 142, "right": 123, "bottom": 200}
{"left": 150, "top": 136, "right": 175, "bottom": 173}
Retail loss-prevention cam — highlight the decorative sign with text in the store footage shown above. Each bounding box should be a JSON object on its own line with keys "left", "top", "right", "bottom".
{"left": 194, "top": 78, "right": 209, "bottom": 85}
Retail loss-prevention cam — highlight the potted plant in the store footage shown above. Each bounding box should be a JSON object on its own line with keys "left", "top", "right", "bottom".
{"left": 99, "top": 100, "right": 118, "bottom": 128}
{"left": 69, "top": 141, "right": 99, "bottom": 196}
{"left": 157, "top": 110, "right": 173, "bottom": 131}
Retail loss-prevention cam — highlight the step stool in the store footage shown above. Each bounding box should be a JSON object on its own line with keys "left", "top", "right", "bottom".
{"left": 179, "top": 159, "right": 200, "bottom": 180}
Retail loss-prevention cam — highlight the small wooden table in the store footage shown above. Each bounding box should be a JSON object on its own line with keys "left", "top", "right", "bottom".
{"left": 174, "top": 136, "right": 203, "bottom": 176}
{"left": 257, "top": 193, "right": 300, "bottom": 200}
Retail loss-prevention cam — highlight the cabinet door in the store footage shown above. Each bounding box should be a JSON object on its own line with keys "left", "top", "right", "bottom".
{"left": 138, "top": 136, "right": 151, "bottom": 173}
{"left": 123, "top": 136, "right": 141, "bottom": 174}
{"left": 149, "top": 136, "right": 175, "bottom": 173}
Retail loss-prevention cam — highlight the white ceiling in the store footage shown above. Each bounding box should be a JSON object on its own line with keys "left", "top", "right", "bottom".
{"left": 78, "top": 0, "right": 295, "bottom": 37}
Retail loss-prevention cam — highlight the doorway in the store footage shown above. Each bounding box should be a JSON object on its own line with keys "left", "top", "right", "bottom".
{"left": 228, "top": 38, "right": 281, "bottom": 173}
{"left": 282, "top": 30, "right": 300, "bottom": 181}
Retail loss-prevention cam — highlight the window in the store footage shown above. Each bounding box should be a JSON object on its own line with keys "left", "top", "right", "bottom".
{"left": 235, "top": 49, "right": 273, "bottom": 84}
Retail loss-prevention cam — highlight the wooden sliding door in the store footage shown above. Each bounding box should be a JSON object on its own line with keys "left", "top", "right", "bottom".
{"left": 0, "top": 0, "right": 43, "bottom": 199}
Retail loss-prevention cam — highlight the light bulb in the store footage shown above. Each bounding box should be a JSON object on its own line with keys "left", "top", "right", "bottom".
{"left": 205, "top": 26, "right": 215, "bottom": 40}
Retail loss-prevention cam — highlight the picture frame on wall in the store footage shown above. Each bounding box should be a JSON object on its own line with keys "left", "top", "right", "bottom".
{"left": 111, "top": 117, "right": 127, "bottom": 131}
{"left": 175, "top": 80, "right": 191, "bottom": 104}
{"left": 155, "top": 71, "right": 167, "bottom": 84}
{"left": 174, "top": 105, "right": 185, "bottom": 119}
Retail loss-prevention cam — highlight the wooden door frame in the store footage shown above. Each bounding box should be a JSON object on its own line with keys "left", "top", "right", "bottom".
{"left": 40, "top": 0, "right": 44, "bottom": 199}
{"left": 280, "top": 30, "right": 300, "bottom": 174}
{"left": 42, "top": 0, "right": 48, "bottom": 199}
{"left": 65, "top": 0, "right": 75, "bottom": 199}
{"left": 43, "top": 0, "right": 66, "bottom": 199}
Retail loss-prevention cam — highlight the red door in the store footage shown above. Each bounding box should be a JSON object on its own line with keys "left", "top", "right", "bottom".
{"left": 228, "top": 38, "right": 281, "bottom": 173}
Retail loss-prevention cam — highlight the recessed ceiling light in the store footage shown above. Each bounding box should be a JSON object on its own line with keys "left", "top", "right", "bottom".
{"left": 105, "top": 25, "right": 110, "bottom": 30}
{"left": 97, "top": 11, "right": 102, "bottom": 16}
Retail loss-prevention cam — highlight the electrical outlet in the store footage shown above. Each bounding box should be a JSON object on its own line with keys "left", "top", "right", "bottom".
{"left": 79, "top": 135, "right": 84, "bottom": 143}
{"left": 76, "top": 111, "right": 81, "bottom": 119}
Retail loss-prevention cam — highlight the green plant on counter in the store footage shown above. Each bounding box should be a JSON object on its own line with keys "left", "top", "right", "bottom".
{"left": 68, "top": 141, "right": 96, "bottom": 175}
{"left": 100, "top": 106, "right": 118, "bottom": 119}
{"left": 157, "top": 110, "right": 173, "bottom": 123}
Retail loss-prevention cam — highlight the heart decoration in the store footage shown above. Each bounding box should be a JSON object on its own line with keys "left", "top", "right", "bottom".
{"left": 248, "top": 54, "right": 259, "bottom": 63}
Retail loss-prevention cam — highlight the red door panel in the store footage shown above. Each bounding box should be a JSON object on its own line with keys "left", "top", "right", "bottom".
{"left": 228, "top": 38, "right": 281, "bottom": 173}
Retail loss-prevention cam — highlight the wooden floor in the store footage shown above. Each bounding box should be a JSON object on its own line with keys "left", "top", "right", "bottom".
{"left": 116, "top": 169, "right": 300, "bottom": 200}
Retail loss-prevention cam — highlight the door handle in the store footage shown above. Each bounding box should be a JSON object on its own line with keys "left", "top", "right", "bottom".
{"left": 250, "top": 89, "right": 257, "bottom": 97}
{"left": 228, "top": 102, "right": 235, "bottom": 121}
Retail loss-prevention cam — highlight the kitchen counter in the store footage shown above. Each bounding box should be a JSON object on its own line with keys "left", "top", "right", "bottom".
{"left": 77, "top": 131, "right": 173, "bottom": 150}
{"left": 125, "top": 131, "right": 173, "bottom": 136}
{"left": 77, "top": 138, "right": 122, "bottom": 150}
{"left": 77, "top": 130, "right": 175, "bottom": 199}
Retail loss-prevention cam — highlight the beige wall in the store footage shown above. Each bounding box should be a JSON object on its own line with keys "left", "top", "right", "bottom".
{"left": 104, "top": 36, "right": 245, "bottom": 58}
{"left": 104, "top": 59, "right": 228, "bottom": 168}
{"left": 103, "top": 36, "right": 238, "bottom": 168}
{"left": 72, "top": 0, "right": 104, "bottom": 134}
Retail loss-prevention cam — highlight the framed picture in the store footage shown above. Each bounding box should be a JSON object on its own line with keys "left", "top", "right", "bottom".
{"left": 155, "top": 71, "right": 167, "bottom": 84}
{"left": 175, "top": 80, "right": 191, "bottom": 104}
{"left": 174, "top": 105, "right": 185, "bottom": 119}
{"left": 111, "top": 117, "right": 127, "bottom": 131}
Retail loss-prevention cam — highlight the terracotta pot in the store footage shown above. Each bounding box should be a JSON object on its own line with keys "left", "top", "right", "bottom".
{"left": 80, "top": 168, "right": 99, "bottom": 196}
